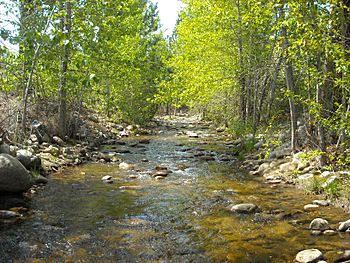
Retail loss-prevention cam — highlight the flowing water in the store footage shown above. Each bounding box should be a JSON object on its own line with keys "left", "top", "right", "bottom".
{"left": 1, "top": 117, "right": 350, "bottom": 262}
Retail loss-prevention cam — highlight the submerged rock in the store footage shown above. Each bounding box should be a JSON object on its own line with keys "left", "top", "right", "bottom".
{"left": 309, "top": 218, "right": 329, "bottom": 231}
{"left": 230, "top": 203, "right": 260, "bottom": 214}
{"left": 119, "top": 162, "right": 132, "bottom": 170}
{"left": 152, "top": 170, "right": 170, "bottom": 177}
{"left": 200, "top": 156, "right": 215, "bottom": 161}
{"left": 295, "top": 249, "right": 324, "bottom": 263}
{"left": 0, "top": 154, "right": 33, "bottom": 193}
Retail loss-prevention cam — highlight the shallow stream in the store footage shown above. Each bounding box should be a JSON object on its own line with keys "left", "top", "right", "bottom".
{"left": 1, "top": 118, "right": 350, "bottom": 262}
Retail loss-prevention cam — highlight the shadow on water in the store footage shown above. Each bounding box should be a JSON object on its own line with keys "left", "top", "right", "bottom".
{"left": 1, "top": 118, "right": 350, "bottom": 262}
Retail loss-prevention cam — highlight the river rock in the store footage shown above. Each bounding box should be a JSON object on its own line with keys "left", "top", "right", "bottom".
{"left": 254, "top": 140, "right": 264, "bottom": 150}
{"left": 152, "top": 170, "right": 171, "bottom": 177}
{"left": 311, "top": 230, "right": 322, "bottom": 236}
{"left": 53, "top": 136, "right": 65, "bottom": 146}
{"left": 312, "top": 200, "right": 329, "bottom": 207}
{"left": 295, "top": 249, "right": 324, "bottom": 263}
{"left": 139, "top": 139, "right": 150, "bottom": 144}
{"left": 335, "top": 250, "right": 350, "bottom": 263}
{"left": 43, "top": 145, "right": 60, "bottom": 157}
{"left": 230, "top": 203, "right": 260, "bottom": 214}
{"left": 187, "top": 132, "right": 199, "bottom": 138}
{"left": 279, "top": 162, "right": 297, "bottom": 173}
{"left": 258, "top": 162, "right": 270, "bottom": 174}
{"left": 304, "top": 204, "right": 320, "bottom": 212}
{"left": 0, "top": 154, "right": 33, "bottom": 193}
{"left": 323, "top": 230, "right": 336, "bottom": 236}
{"left": 339, "top": 219, "right": 350, "bottom": 232}
{"left": 119, "top": 162, "right": 132, "bottom": 170}
{"left": 16, "top": 149, "right": 33, "bottom": 168}
{"left": 309, "top": 218, "right": 329, "bottom": 231}
{"left": 16, "top": 150, "right": 41, "bottom": 170}
{"left": 34, "top": 175, "right": 49, "bottom": 184}
{"left": 292, "top": 151, "right": 305, "bottom": 163}
{"left": 200, "top": 156, "right": 215, "bottom": 161}
{"left": 155, "top": 166, "right": 168, "bottom": 171}
{"left": 0, "top": 210, "right": 19, "bottom": 219}
{"left": 102, "top": 175, "right": 112, "bottom": 181}
{"left": 0, "top": 143, "right": 11, "bottom": 155}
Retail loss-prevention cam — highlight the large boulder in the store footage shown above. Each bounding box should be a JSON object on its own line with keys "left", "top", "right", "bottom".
{"left": 0, "top": 154, "right": 33, "bottom": 193}
{"left": 16, "top": 149, "right": 41, "bottom": 171}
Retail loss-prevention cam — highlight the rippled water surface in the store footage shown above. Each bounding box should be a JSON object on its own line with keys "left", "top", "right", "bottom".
{"left": 1, "top": 118, "right": 350, "bottom": 262}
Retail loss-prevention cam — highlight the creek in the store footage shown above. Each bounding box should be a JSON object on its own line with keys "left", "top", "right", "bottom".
{"left": 1, "top": 117, "right": 350, "bottom": 262}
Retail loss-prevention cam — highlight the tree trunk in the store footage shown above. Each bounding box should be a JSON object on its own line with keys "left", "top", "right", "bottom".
{"left": 19, "top": 0, "right": 33, "bottom": 136}
{"left": 58, "top": 0, "right": 72, "bottom": 138}
{"left": 236, "top": 0, "right": 246, "bottom": 122}
{"left": 316, "top": 56, "right": 327, "bottom": 167}
{"left": 337, "top": 0, "right": 350, "bottom": 146}
{"left": 280, "top": 6, "right": 297, "bottom": 152}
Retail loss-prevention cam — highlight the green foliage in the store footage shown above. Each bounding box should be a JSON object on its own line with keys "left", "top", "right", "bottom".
{"left": 324, "top": 180, "right": 342, "bottom": 200}
{"left": 226, "top": 120, "right": 253, "bottom": 140}
{"left": 304, "top": 176, "right": 326, "bottom": 195}
{"left": 0, "top": 0, "right": 168, "bottom": 127}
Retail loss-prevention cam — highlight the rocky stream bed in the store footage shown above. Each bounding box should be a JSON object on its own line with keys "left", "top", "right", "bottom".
{"left": 1, "top": 116, "right": 350, "bottom": 262}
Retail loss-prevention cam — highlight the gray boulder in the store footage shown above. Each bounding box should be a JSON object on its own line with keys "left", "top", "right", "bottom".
{"left": 0, "top": 154, "right": 33, "bottom": 193}
{"left": 16, "top": 149, "right": 41, "bottom": 170}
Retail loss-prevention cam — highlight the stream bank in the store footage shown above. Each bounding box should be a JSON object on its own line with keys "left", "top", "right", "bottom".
{"left": 1, "top": 116, "right": 350, "bottom": 262}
